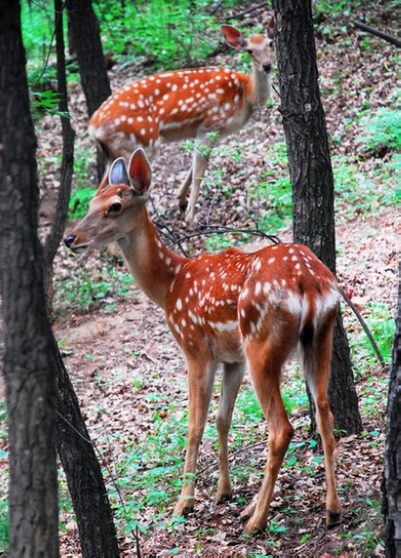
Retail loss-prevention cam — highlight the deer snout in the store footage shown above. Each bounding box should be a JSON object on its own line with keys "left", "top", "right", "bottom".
{"left": 263, "top": 61, "right": 272, "bottom": 73}
{"left": 64, "top": 234, "right": 76, "bottom": 249}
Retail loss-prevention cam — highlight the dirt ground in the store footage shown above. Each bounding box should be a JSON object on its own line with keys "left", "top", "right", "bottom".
{"left": 0, "top": 1, "right": 400, "bottom": 556}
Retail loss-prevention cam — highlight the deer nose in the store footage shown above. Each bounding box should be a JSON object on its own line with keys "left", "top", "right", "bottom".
{"left": 64, "top": 235, "right": 76, "bottom": 248}
{"left": 263, "top": 61, "right": 272, "bottom": 73}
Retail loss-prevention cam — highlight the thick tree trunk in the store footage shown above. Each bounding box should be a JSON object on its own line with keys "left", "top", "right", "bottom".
{"left": 383, "top": 258, "right": 401, "bottom": 556}
{"left": 271, "top": 0, "right": 362, "bottom": 434}
{"left": 0, "top": 1, "right": 59, "bottom": 555}
{"left": 65, "top": 0, "right": 112, "bottom": 181}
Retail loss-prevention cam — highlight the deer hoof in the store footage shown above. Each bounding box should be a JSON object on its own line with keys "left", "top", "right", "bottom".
{"left": 327, "top": 510, "right": 341, "bottom": 528}
{"left": 216, "top": 491, "right": 232, "bottom": 504}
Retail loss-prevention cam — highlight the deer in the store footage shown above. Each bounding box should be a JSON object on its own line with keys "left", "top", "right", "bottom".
{"left": 64, "top": 149, "right": 341, "bottom": 534}
{"left": 89, "top": 18, "right": 275, "bottom": 223}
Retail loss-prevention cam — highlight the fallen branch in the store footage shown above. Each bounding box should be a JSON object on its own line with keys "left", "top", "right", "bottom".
{"left": 354, "top": 20, "right": 401, "bottom": 48}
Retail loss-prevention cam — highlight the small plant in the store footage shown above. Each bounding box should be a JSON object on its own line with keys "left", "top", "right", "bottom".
{"left": 57, "top": 256, "right": 133, "bottom": 310}
{"left": 358, "top": 107, "right": 401, "bottom": 154}
{"left": 0, "top": 501, "right": 9, "bottom": 554}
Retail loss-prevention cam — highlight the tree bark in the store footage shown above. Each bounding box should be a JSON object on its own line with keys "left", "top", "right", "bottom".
{"left": 55, "top": 347, "right": 120, "bottom": 558}
{"left": 1, "top": 2, "right": 120, "bottom": 555}
{"left": 0, "top": 1, "right": 59, "bottom": 555}
{"left": 43, "top": 0, "right": 75, "bottom": 312}
{"left": 271, "top": 0, "right": 362, "bottom": 434}
{"left": 383, "top": 257, "right": 401, "bottom": 556}
{"left": 65, "top": 0, "right": 112, "bottom": 181}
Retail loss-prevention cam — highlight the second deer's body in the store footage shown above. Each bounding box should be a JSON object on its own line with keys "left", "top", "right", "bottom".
{"left": 89, "top": 21, "right": 274, "bottom": 222}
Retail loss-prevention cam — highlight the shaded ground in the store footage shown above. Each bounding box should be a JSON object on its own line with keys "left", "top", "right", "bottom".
{"left": 0, "top": 1, "right": 399, "bottom": 556}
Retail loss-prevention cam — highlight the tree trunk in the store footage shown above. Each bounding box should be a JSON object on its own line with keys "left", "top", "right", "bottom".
{"left": 271, "top": 0, "right": 362, "bottom": 434}
{"left": 43, "top": 0, "right": 75, "bottom": 312}
{"left": 383, "top": 258, "right": 401, "bottom": 556}
{"left": 65, "top": 0, "right": 112, "bottom": 181}
{"left": 55, "top": 346, "right": 120, "bottom": 558}
{"left": 0, "top": 1, "right": 59, "bottom": 554}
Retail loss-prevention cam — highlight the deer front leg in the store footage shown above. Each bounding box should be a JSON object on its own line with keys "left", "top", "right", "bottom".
{"left": 173, "top": 359, "right": 217, "bottom": 517}
{"left": 177, "top": 166, "right": 193, "bottom": 211}
{"left": 215, "top": 361, "right": 245, "bottom": 503}
{"left": 184, "top": 138, "right": 215, "bottom": 223}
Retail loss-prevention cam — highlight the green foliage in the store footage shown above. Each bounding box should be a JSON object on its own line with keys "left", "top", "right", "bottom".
{"left": 252, "top": 142, "right": 292, "bottom": 233}
{"left": 58, "top": 257, "right": 133, "bottom": 309}
{"left": 0, "top": 501, "right": 9, "bottom": 554}
{"left": 69, "top": 187, "right": 95, "bottom": 220}
{"left": 344, "top": 301, "right": 394, "bottom": 377}
{"left": 21, "top": 1, "right": 57, "bottom": 87}
{"left": 358, "top": 108, "right": 401, "bottom": 153}
{"left": 333, "top": 154, "right": 397, "bottom": 219}
{"left": 93, "top": 0, "right": 237, "bottom": 70}
{"left": 110, "top": 396, "right": 190, "bottom": 532}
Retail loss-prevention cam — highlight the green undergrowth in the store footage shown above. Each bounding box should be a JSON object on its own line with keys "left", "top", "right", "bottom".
{"left": 57, "top": 256, "right": 133, "bottom": 310}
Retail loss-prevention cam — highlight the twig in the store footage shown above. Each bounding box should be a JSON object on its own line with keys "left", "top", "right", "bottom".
{"left": 224, "top": 2, "right": 267, "bottom": 21}
{"left": 339, "top": 287, "right": 385, "bottom": 367}
{"left": 354, "top": 20, "right": 401, "bottom": 48}
{"left": 197, "top": 440, "right": 266, "bottom": 475}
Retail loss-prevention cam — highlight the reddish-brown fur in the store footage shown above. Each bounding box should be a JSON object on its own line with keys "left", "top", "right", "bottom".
{"left": 89, "top": 20, "right": 275, "bottom": 222}
{"left": 64, "top": 149, "right": 341, "bottom": 534}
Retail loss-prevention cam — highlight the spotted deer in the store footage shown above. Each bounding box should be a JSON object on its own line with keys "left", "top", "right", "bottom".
{"left": 89, "top": 19, "right": 275, "bottom": 223}
{"left": 64, "top": 149, "right": 341, "bottom": 534}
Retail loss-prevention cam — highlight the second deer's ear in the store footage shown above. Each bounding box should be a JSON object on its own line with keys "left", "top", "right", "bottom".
{"left": 109, "top": 158, "right": 130, "bottom": 187}
{"left": 128, "top": 148, "right": 152, "bottom": 196}
{"left": 267, "top": 15, "right": 275, "bottom": 39}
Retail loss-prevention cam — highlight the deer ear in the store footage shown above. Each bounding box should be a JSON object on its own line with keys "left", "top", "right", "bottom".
{"left": 109, "top": 158, "right": 130, "bottom": 187}
{"left": 267, "top": 15, "right": 275, "bottom": 39}
{"left": 128, "top": 148, "right": 152, "bottom": 196}
{"left": 221, "top": 25, "right": 244, "bottom": 50}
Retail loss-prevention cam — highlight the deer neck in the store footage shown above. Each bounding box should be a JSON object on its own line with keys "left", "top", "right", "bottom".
{"left": 247, "top": 66, "right": 271, "bottom": 109}
{"left": 117, "top": 211, "right": 189, "bottom": 309}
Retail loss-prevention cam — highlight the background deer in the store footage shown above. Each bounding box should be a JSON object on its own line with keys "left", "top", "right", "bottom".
{"left": 64, "top": 149, "right": 341, "bottom": 534}
{"left": 89, "top": 18, "right": 274, "bottom": 223}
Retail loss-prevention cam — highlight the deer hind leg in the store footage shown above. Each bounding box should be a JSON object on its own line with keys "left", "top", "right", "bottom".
{"left": 173, "top": 359, "right": 217, "bottom": 517}
{"left": 242, "top": 338, "right": 294, "bottom": 534}
{"left": 215, "top": 361, "right": 246, "bottom": 503}
{"left": 302, "top": 315, "right": 341, "bottom": 527}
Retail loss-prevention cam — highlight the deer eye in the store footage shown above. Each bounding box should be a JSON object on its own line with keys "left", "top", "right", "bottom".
{"left": 108, "top": 201, "right": 122, "bottom": 214}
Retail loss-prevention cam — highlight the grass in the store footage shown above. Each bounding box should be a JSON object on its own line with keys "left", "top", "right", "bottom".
{"left": 57, "top": 256, "right": 134, "bottom": 310}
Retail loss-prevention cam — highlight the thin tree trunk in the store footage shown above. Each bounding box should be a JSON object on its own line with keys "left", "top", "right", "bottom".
{"left": 43, "top": 0, "right": 75, "bottom": 311}
{"left": 271, "top": 0, "right": 362, "bottom": 434}
{"left": 55, "top": 346, "right": 120, "bottom": 558}
{"left": 382, "top": 257, "right": 401, "bottom": 556}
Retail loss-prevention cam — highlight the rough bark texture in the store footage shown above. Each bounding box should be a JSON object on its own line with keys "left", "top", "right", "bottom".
{"left": 65, "top": 0, "right": 112, "bottom": 180}
{"left": 43, "top": 0, "right": 75, "bottom": 311}
{"left": 0, "top": 1, "right": 59, "bottom": 555}
{"left": 55, "top": 347, "right": 120, "bottom": 558}
{"left": 271, "top": 0, "right": 362, "bottom": 434}
{"left": 383, "top": 257, "right": 401, "bottom": 556}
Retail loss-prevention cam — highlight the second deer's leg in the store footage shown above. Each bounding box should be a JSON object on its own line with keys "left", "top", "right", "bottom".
{"left": 242, "top": 338, "right": 294, "bottom": 534}
{"left": 184, "top": 137, "right": 215, "bottom": 223}
{"left": 215, "top": 361, "right": 246, "bottom": 503}
{"left": 177, "top": 167, "right": 193, "bottom": 211}
{"left": 173, "top": 359, "right": 217, "bottom": 517}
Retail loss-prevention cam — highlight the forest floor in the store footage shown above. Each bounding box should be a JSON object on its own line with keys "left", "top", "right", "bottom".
{"left": 1, "top": 1, "right": 400, "bottom": 557}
